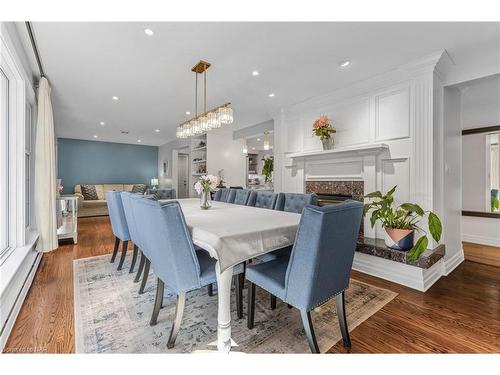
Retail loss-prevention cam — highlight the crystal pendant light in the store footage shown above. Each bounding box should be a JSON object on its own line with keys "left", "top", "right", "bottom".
{"left": 219, "top": 106, "right": 233, "bottom": 124}
{"left": 263, "top": 131, "right": 270, "bottom": 150}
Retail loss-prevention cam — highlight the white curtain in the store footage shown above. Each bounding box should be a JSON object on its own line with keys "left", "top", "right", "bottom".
{"left": 34, "top": 77, "right": 58, "bottom": 252}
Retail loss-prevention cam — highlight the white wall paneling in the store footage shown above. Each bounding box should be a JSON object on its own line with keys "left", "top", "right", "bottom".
{"left": 375, "top": 85, "right": 411, "bottom": 142}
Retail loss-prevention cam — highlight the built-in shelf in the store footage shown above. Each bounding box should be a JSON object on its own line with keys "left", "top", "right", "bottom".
{"left": 192, "top": 159, "right": 207, "bottom": 164}
{"left": 286, "top": 143, "right": 389, "bottom": 159}
{"left": 192, "top": 146, "right": 207, "bottom": 151}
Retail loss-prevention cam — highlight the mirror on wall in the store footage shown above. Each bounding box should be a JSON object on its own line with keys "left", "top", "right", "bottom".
{"left": 462, "top": 127, "right": 500, "bottom": 216}
{"left": 241, "top": 132, "right": 274, "bottom": 191}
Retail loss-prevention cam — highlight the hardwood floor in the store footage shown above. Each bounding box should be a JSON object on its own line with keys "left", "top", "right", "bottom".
{"left": 3, "top": 216, "right": 500, "bottom": 353}
{"left": 463, "top": 241, "right": 500, "bottom": 267}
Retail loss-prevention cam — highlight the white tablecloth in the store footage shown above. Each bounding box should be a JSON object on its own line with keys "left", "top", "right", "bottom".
{"left": 175, "top": 198, "right": 301, "bottom": 272}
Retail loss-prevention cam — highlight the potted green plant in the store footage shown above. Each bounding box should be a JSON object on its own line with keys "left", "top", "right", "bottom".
{"left": 312, "top": 115, "right": 336, "bottom": 150}
{"left": 363, "top": 186, "right": 443, "bottom": 261}
{"left": 261, "top": 155, "right": 274, "bottom": 184}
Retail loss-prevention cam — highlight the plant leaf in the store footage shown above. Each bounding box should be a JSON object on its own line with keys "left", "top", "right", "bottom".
{"left": 407, "top": 236, "right": 428, "bottom": 262}
{"left": 428, "top": 212, "right": 442, "bottom": 243}
{"left": 365, "top": 191, "right": 383, "bottom": 199}
{"left": 400, "top": 203, "right": 425, "bottom": 216}
{"left": 385, "top": 185, "right": 397, "bottom": 197}
{"left": 370, "top": 210, "right": 379, "bottom": 228}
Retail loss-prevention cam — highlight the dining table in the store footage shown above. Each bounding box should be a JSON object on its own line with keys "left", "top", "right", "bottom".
{"left": 174, "top": 198, "right": 302, "bottom": 353}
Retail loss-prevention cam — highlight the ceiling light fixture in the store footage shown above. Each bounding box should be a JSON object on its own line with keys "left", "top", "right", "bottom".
{"left": 257, "top": 138, "right": 261, "bottom": 141}
{"left": 155, "top": 129, "right": 160, "bottom": 133}
{"left": 185, "top": 111, "right": 191, "bottom": 115}
{"left": 263, "top": 131, "right": 270, "bottom": 150}
{"left": 242, "top": 140, "right": 248, "bottom": 154}
{"left": 99, "top": 121, "right": 105, "bottom": 126}
{"left": 137, "top": 139, "right": 142, "bottom": 143}
{"left": 268, "top": 93, "right": 275, "bottom": 97}
{"left": 176, "top": 60, "right": 233, "bottom": 138}
{"left": 339, "top": 60, "right": 350, "bottom": 68}
{"left": 93, "top": 135, "right": 98, "bottom": 138}
{"left": 144, "top": 28, "right": 154, "bottom": 36}
{"left": 112, "top": 96, "right": 119, "bottom": 101}
{"left": 252, "top": 71, "right": 259, "bottom": 76}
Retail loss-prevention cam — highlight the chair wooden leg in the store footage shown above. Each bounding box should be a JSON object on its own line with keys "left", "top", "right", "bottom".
{"left": 139, "top": 258, "right": 150, "bottom": 294}
{"left": 129, "top": 244, "right": 138, "bottom": 273}
{"left": 270, "top": 294, "right": 277, "bottom": 310}
{"left": 207, "top": 283, "right": 214, "bottom": 296}
{"left": 336, "top": 291, "right": 351, "bottom": 348}
{"left": 110, "top": 236, "right": 120, "bottom": 263}
{"left": 134, "top": 250, "right": 145, "bottom": 283}
{"left": 117, "top": 240, "right": 128, "bottom": 270}
{"left": 234, "top": 275, "right": 243, "bottom": 319}
{"left": 150, "top": 278, "right": 164, "bottom": 326}
{"left": 300, "top": 309, "right": 319, "bottom": 353}
{"left": 167, "top": 292, "right": 186, "bottom": 349}
{"left": 247, "top": 282, "right": 256, "bottom": 329}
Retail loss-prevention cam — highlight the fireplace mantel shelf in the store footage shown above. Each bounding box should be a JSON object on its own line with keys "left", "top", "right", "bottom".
{"left": 286, "top": 143, "right": 389, "bottom": 159}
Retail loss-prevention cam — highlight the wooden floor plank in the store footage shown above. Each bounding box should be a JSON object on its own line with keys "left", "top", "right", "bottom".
{"left": 3, "top": 216, "right": 500, "bottom": 354}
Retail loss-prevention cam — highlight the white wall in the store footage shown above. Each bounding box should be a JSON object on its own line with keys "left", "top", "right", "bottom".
{"left": 460, "top": 74, "right": 500, "bottom": 247}
{"left": 207, "top": 126, "right": 246, "bottom": 188}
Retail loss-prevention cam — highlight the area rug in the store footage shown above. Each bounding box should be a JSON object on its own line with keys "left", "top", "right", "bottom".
{"left": 74, "top": 254, "right": 397, "bottom": 353}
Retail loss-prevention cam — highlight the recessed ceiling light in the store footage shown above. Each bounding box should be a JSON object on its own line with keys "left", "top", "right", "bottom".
{"left": 144, "top": 28, "right": 154, "bottom": 36}
{"left": 155, "top": 129, "right": 160, "bottom": 133}
{"left": 257, "top": 138, "right": 261, "bottom": 141}
{"left": 112, "top": 96, "right": 119, "bottom": 101}
{"left": 252, "top": 71, "right": 259, "bottom": 76}
{"left": 268, "top": 93, "right": 275, "bottom": 97}
{"left": 99, "top": 121, "right": 105, "bottom": 126}
{"left": 137, "top": 139, "right": 142, "bottom": 143}
{"left": 93, "top": 135, "right": 98, "bottom": 138}
{"left": 339, "top": 60, "right": 350, "bottom": 68}
{"left": 185, "top": 111, "right": 191, "bottom": 115}
{"left": 251, "top": 147, "right": 256, "bottom": 150}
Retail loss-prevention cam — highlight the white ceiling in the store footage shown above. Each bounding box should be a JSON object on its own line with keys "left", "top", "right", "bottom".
{"left": 31, "top": 22, "right": 500, "bottom": 146}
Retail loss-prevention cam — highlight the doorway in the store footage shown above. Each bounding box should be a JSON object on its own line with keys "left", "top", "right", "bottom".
{"left": 177, "top": 153, "right": 189, "bottom": 198}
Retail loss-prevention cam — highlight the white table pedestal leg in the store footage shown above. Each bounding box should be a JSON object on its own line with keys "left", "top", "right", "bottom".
{"left": 215, "top": 262, "right": 233, "bottom": 353}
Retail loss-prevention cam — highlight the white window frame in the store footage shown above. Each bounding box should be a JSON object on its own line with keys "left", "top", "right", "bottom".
{"left": 0, "top": 27, "right": 29, "bottom": 262}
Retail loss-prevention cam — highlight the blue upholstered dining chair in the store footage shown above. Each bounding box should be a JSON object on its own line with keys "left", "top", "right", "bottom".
{"left": 121, "top": 192, "right": 152, "bottom": 293}
{"left": 275, "top": 192, "right": 318, "bottom": 214}
{"left": 228, "top": 189, "right": 251, "bottom": 205}
{"left": 246, "top": 200, "right": 363, "bottom": 353}
{"left": 213, "top": 188, "right": 231, "bottom": 202}
{"left": 129, "top": 197, "right": 244, "bottom": 348}
{"left": 247, "top": 191, "right": 278, "bottom": 209}
{"left": 105, "top": 191, "right": 138, "bottom": 272}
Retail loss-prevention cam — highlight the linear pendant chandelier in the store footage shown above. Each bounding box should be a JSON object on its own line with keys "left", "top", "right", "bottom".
{"left": 176, "top": 60, "right": 233, "bottom": 138}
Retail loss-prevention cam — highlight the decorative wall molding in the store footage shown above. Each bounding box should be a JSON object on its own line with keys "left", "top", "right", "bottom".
{"left": 443, "top": 247, "right": 465, "bottom": 276}
{"left": 374, "top": 85, "right": 411, "bottom": 142}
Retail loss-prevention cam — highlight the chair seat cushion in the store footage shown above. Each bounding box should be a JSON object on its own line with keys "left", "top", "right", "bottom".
{"left": 196, "top": 250, "right": 244, "bottom": 287}
{"left": 255, "top": 245, "right": 293, "bottom": 262}
{"left": 246, "top": 255, "right": 290, "bottom": 300}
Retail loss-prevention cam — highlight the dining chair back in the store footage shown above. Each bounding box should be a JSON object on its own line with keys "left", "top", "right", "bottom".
{"left": 131, "top": 198, "right": 201, "bottom": 293}
{"left": 247, "top": 191, "right": 278, "bottom": 209}
{"left": 275, "top": 192, "right": 318, "bottom": 214}
{"left": 285, "top": 200, "right": 363, "bottom": 310}
{"left": 213, "top": 188, "right": 231, "bottom": 202}
{"left": 105, "top": 191, "right": 133, "bottom": 270}
{"left": 228, "top": 189, "right": 251, "bottom": 205}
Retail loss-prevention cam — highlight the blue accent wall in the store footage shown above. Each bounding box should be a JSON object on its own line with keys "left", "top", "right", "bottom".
{"left": 57, "top": 138, "right": 158, "bottom": 193}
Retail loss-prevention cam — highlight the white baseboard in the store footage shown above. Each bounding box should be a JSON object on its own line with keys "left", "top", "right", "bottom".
{"left": 0, "top": 252, "right": 41, "bottom": 351}
{"left": 353, "top": 252, "right": 444, "bottom": 292}
{"left": 443, "top": 249, "right": 465, "bottom": 276}
{"left": 462, "top": 234, "right": 500, "bottom": 248}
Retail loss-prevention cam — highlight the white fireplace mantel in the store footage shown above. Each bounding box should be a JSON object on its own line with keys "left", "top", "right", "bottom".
{"left": 285, "top": 143, "right": 389, "bottom": 160}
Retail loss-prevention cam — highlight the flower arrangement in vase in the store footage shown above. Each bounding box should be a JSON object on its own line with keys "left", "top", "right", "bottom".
{"left": 312, "top": 115, "right": 336, "bottom": 150}
{"left": 194, "top": 174, "right": 218, "bottom": 209}
{"left": 363, "top": 186, "right": 443, "bottom": 261}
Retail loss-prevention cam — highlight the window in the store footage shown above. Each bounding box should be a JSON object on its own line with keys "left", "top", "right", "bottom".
{"left": 0, "top": 68, "right": 8, "bottom": 255}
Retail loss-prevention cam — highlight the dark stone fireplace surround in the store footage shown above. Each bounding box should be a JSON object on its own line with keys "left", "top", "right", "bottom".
{"left": 305, "top": 179, "right": 445, "bottom": 269}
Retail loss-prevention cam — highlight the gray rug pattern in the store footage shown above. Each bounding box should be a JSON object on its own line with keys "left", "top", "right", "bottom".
{"left": 74, "top": 254, "right": 397, "bottom": 353}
